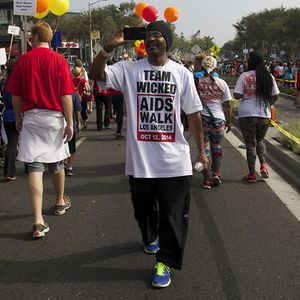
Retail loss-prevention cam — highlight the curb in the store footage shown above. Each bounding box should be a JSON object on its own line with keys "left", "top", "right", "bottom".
{"left": 280, "top": 92, "right": 296, "bottom": 101}
{"left": 231, "top": 117, "right": 300, "bottom": 193}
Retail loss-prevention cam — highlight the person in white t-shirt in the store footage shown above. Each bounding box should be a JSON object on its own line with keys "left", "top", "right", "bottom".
{"left": 89, "top": 20, "right": 208, "bottom": 288}
{"left": 234, "top": 52, "right": 279, "bottom": 183}
{"left": 195, "top": 56, "right": 232, "bottom": 189}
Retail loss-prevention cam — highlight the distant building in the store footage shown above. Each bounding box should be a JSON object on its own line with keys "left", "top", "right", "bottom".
{"left": 0, "top": 0, "right": 23, "bottom": 58}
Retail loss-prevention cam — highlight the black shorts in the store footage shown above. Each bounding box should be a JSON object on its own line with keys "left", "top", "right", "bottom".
{"left": 68, "top": 131, "right": 76, "bottom": 154}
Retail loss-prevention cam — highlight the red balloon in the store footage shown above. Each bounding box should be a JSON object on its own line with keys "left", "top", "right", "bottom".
{"left": 140, "top": 42, "right": 145, "bottom": 50}
{"left": 142, "top": 6, "right": 158, "bottom": 22}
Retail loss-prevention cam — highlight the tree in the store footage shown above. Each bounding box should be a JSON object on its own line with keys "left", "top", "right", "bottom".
{"left": 226, "top": 7, "right": 300, "bottom": 60}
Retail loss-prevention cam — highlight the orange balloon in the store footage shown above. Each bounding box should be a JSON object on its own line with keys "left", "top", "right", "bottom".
{"left": 135, "top": 2, "right": 149, "bottom": 18}
{"left": 164, "top": 6, "right": 180, "bottom": 23}
{"left": 36, "top": 0, "right": 50, "bottom": 14}
{"left": 35, "top": 8, "right": 49, "bottom": 19}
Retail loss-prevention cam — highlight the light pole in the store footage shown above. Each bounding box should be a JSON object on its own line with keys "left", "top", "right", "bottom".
{"left": 88, "top": 0, "right": 108, "bottom": 63}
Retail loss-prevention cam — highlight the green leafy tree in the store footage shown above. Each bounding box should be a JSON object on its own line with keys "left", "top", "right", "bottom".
{"left": 226, "top": 7, "right": 300, "bottom": 60}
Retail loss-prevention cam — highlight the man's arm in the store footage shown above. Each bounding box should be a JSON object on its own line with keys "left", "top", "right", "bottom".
{"left": 89, "top": 28, "right": 127, "bottom": 81}
{"left": 12, "top": 95, "right": 23, "bottom": 132}
{"left": 61, "top": 95, "right": 74, "bottom": 143}
{"left": 88, "top": 50, "right": 109, "bottom": 81}
{"left": 187, "top": 112, "right": 209, "bottom": 170}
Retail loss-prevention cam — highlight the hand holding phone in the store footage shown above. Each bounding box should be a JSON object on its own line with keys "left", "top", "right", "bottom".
{"left": 123, "top": 27, "right": 146, "bottom": 40}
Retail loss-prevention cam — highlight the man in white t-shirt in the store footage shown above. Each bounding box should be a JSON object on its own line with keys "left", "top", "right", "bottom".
{"left": 89, "top": 20, "right": 208, "bottom": 288}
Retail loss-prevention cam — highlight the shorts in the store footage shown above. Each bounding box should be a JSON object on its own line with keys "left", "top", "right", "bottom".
{"left": 68, "top": 131, "right": 76, "bottom": 154}
{"left": 25, "top": 160, "right": 65, "bottom": 174}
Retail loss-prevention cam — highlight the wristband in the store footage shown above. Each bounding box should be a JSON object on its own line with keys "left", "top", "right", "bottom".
{"left": 100, "top": 48, "right": 111, "bottom": 58}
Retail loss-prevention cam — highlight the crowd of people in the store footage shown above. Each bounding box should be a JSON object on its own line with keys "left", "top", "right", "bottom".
{"left": 218, "top": 59, "right": 300, "bottom": 88}
{"left": 0, "top": 20, "right": 281, "bottom": 289}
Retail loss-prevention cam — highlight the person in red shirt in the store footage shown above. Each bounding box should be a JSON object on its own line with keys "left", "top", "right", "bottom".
{"left": 93, "top": 81, "right": 112, "bottom": 130}
{"left": 72, "top": 67, "right": 89, "bottom": 128}
{"left": 6, "top": 22, "right": 75, "bottom": 238}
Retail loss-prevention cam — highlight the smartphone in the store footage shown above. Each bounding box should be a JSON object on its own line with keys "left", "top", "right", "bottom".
{"left": 123, "top": 27, "right": 146, "bottom": 40}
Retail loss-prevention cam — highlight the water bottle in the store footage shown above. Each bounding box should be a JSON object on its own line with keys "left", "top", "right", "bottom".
{"left": 194, "top": 162, "right": 204, "bottom": 173}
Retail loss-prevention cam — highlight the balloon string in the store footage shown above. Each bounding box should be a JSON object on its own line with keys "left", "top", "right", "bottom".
{"left": 53, "top": 16, "right": 61, "bottom": 35}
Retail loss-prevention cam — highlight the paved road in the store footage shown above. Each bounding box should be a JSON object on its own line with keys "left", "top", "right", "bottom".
{"left": 1, "top": 110, "right": 300, "bottom": 300}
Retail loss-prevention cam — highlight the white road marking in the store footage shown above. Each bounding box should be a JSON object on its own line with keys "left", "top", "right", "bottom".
{"left": 76, "top": 137, "right": 87, "bottom": 148}
{"left": 225, "top": 131, "right": 300, "bottom": 222}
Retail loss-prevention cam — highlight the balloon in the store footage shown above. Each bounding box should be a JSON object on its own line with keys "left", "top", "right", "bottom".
{"left": 35, "top": 8, "right": 49, "bottom": 19}
{"left": 164, "top": 6, "right": 179, "bottom": 23}
{"left": 49, "top": 0, "right": 69, "bottom": 16}
{"left": 139, "top": 42, "right": 145, "bottom": 50}
{"left": 135, "top": 2, "right": 149, "bottom": 18}
{"left": 142, "top": 6, "right": 158, "bottom": 23}
{"left": 36, "top": 0, "right": 50, "bottom": 13}
{"left": 135, "top": 40, "right": 141, "bottom": 47}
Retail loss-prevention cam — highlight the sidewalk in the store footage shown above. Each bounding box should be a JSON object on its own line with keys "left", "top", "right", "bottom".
{"left": 264, "top": 95, "right": 300, "bottom": 192}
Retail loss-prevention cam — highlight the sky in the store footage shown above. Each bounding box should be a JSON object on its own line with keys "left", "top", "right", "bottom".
{"left": 69, "top": 0, "right": 300, "bottom": 46}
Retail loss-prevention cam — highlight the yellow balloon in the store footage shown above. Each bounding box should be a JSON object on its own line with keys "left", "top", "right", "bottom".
{"left": 135, "top": 40, "right": 141, "bottom": 47}
{"left": 35, "top": 8, "right": 49, "bottom": 19}
{"left": 49, "top": 0, "right": 69, "bottom": 16}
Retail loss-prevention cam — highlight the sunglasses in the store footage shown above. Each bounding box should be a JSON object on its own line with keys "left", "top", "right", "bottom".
{"left": 146, "top": 31, "right": 163, "bottom": 39}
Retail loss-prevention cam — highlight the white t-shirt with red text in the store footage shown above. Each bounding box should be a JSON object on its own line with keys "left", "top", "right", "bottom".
{"left": 105, "top": 58, "right": 203, "bottom": 178}
{"left": 234, "top": 70, "right": 279, "bottom": 118}
{"left": 196, "top": 77, "right": 231, "bottom": 120}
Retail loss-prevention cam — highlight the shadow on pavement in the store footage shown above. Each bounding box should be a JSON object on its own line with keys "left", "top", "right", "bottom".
{"left": 193, "top": 188, "right": 242, "bottom": 300}
{"left": 0, "top": 242, "right": 152, "bottom": 285}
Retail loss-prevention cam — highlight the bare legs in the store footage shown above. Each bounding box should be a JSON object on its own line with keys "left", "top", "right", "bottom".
{"left": 28, "top": 168, "right": 66, "bottom": 225}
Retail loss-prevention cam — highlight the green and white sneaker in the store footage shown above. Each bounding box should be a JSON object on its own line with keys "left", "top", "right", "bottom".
{"left": 144, "top": 239, "right": 159, "bottom": 254}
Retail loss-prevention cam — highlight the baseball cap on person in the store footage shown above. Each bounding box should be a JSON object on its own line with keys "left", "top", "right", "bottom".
{"left": 146, "top": 20, "right": 173, "bottom": 50}
{"left": 201, "top": 56, "right": 217, "bottom": 74}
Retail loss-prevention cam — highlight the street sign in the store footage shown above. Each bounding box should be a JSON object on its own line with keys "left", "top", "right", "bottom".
{"left": 13, "top": 0, "right": 36, "bottom": 16}
{"left": 191, "top": 45, "right": 201, "bottom": 54}
{"left": 90, "top": 31, "right": 101, "bottom": 40}
{"left": 243, "top": 49, "right": 249, "bottom": 54}
{"left": 93, "top": 43, "right": 102, "bottom": 56}
{"left": 210, "top": 44, "right": 221, "bottom": 55}
{"left": 7, "top": 25, "right": 20, "bottom": 36}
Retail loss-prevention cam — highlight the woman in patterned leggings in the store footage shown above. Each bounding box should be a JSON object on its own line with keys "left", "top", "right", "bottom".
{"left": 234, "top": 52, "right": 280, "bottom": 183}
{"left": 195, "top": 56, "right": 232, "bottom": 189}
